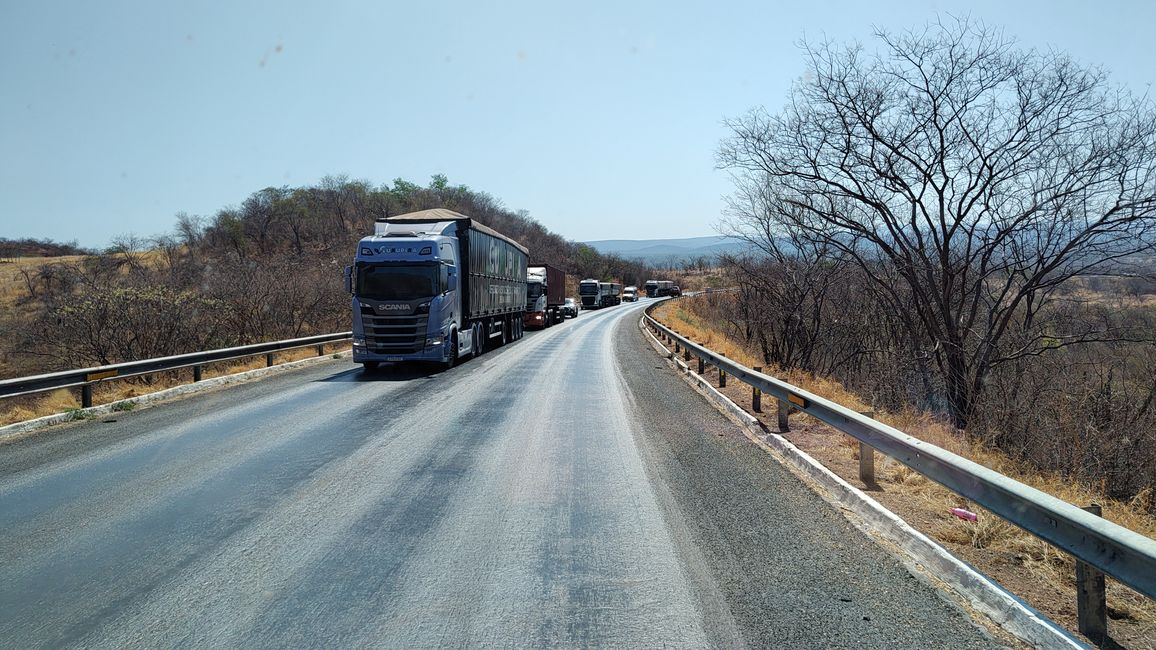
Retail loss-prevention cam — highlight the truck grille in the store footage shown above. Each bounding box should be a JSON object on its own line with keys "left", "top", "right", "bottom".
{"left": 360, "top": 305, "right": 427, "bottom": 354}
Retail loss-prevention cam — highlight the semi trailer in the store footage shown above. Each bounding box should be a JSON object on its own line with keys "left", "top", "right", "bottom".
{"left": 644, "top": 279, "right": 675, "bottom": 298}
{"left": 345, "top": 208, "right": 528, "bottom": 370}
{"left": 579, "top": 278, "right": 621, "bottom": 308}
{"left": 524, "top": 264, "right": 567, "bottom": 329}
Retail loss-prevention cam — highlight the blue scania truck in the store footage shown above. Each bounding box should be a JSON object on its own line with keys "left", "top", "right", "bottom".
{"left": 344, "top": 208, "right": 528, "bottom": 370}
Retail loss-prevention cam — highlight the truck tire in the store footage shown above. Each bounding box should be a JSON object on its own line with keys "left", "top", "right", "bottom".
{"left": 362, "top": 361, "right": 379, "bottom": 371}
{"left": 440, "top": 331, "right": 457, "bottom": 371}
{"left": 473, "top": 322, "right": 485, "bottom": 357}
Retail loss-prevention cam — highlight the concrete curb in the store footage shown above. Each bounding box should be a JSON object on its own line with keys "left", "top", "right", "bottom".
{"left": 637, "top": 317, "right": 1083, "bottom": 650}
{"left": 0, "top": 350, "right": 353, "bottom": 445}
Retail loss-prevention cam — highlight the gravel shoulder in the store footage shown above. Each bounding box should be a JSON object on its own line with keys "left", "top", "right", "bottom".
{"left": 614, "top": 310, "right": 1002, "bottom": 649}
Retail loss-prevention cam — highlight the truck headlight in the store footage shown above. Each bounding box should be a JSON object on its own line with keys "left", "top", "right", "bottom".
{"left": 425, "top": 336, "right": 444, "bottom": 348}
{"left": 353, "top": 336, "right": 366, "bottom": 347}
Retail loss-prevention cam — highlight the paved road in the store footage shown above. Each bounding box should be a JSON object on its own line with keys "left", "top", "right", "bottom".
{"left": 0, "top": 301, "right": 998, "bottom": 648}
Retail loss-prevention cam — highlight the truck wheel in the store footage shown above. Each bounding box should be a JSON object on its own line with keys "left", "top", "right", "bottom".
{"left": 362, "top": 361, "right": 379, "bottom": 372}
{"left": 474, "top": 323, "right": 485, "bottom": 356}
{"left": 441, "top": 331, "right": 457, "bottom": 371}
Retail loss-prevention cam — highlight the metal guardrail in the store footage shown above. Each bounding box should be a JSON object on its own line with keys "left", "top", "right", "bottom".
{"left": 0, "top": 332, "right": 352, "bottom": 407}
{"left": 642, "top": 305, "right": 1156, "bottom": 604}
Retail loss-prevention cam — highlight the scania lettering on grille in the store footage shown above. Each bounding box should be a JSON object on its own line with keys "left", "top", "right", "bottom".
{"left": 377, "top": 304, "right": 411, "bottom": 312}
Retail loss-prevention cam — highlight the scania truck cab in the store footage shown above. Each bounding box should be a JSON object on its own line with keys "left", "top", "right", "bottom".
{"left": 345, "top": 209, "right": 527, "bottom": 370}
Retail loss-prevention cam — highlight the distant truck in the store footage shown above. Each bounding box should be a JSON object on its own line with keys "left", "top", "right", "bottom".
{"left": 622, "top": 286, "right": 638, "bottom": 302}
{"left": 579, "top": 278, "right": 622, "bottom": 308}
{"left": 604, "top": 282, "right": 622, "bottom": 306}
{"left": 524, "top": 264, "right": 567, "bottom": 329}
{"left": 644, "top": 279, "right": 676, "bottom": 298}
{"left": 345, "top": 208, "right": 528, "bottom": 370}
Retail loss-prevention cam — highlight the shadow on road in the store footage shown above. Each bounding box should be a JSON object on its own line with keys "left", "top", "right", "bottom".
{"left": 317, "top": 364, "right": 439, "bottom": 383}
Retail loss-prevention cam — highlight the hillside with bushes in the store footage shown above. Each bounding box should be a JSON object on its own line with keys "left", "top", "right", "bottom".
{"left": 0, "top": 175, "right": 657, "bottom": 379}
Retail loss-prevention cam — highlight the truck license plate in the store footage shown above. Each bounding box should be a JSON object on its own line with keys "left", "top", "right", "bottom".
{"left": 385, "top": 356, "right": 403, "bottom": 362}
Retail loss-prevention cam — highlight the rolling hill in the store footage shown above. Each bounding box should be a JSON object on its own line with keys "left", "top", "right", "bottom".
{"left": 583, "top": 236, "right": 748, "bottom": 263}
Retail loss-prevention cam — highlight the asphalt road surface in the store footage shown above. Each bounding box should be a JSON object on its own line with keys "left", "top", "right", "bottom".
{"left": 0, "top": 300, "right": 999, "bottom": 648}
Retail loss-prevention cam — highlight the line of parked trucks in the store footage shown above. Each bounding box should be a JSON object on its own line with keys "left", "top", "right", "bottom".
{"left": 343, "top": 208, "right": 678, "bottom": 370}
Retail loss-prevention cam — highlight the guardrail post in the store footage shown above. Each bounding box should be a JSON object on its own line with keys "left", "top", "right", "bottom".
{"left": 316, "top": 344, "right": 324, "bottom": 356}
{"left": 718, "top": 354, "right": 727, "bottom": 388}
{"left": 752, "top": 367, "right": 762, "bottom": 413}
{"left": 698, "top": 355, "right": 705, "bottom": 375}
{"left": 674, "top": 339, "right": 680, "bottom": 354}
{"left": 81, "top": 384, "right": 93, "bottom": 408}
{"left": 266, "top": 353, "right": 274, "bottom": 367}
{"left": 777, "top": 399, "right": 790, "bottom": 432}
{"left": 1076, "top": 503, "right": 1107, "bottom": 643}
{"left": 683, "top": 346, "right": 690, "bottom": 362}
{"left": 193, "top": 365, "right": 202, "bottom": 382}
{"left": 858, "top": 411, "right": 876, "bottom": 487}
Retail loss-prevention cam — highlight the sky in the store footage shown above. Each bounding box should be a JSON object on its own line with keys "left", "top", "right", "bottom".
{"left": 2, "top": 0, "right": 1154, "bottom": 249}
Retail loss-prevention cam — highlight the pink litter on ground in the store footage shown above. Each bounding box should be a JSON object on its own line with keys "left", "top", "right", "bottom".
{"left": 951, "top": 507, "right": 978, "bottom": 522}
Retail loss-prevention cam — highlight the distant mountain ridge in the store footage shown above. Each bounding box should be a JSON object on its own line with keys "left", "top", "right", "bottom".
{"left": 583, "top": 236, "right": 747, "bottom": 262}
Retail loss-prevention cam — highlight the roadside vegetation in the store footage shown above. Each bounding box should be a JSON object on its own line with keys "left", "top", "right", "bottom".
{"left": 653, "top": 295, "right": 1155, "bottom": 647}
{"left": 715, "top": 18, "right": 1156, "bottom": 504}
{"left": 697, "top": 17, "right": 1155, "bottom": 644}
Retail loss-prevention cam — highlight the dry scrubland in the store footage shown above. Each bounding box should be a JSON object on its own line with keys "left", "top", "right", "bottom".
{"left": 1, "top": 255, "right": 351, "bottom": 427}
{"left": 653, "top": 298, "right": 1155, "bottom": 648}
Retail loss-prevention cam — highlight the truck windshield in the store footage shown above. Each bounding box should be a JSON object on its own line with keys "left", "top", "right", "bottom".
{"left": 527, "top": 282, "right": 544, "bottom": 301}
{"left": 579, "top": 284, "right": 599, "bottom": 295}
{"left": 357, "top": 264, "right": 439, "bottom": 300}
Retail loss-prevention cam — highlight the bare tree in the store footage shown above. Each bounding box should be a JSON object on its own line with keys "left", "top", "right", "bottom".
{"left": 174, "top": 212, "right": 205, "bottom": 248}
{"left": 718, "top": 18, "right": 1156, "bottom": 428}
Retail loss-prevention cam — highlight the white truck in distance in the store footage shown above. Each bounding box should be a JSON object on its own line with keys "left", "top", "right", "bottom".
{"left": 579, "top": 279, "right": 621, "bottom": 309}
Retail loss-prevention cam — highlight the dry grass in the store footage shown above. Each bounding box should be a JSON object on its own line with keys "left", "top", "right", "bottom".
{"left": 0, "top": 344, "right": 349, "bottom": 427}
{"left": 0, "top": 256, "right": 85, "bottom": 316}
{"left": 652, "top": 297, "right": 1156, "bottom": 642}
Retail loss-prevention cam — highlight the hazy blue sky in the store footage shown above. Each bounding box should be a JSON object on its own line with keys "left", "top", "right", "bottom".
{"left": 2, "top": 0, "right": 1154, "bottom": 248}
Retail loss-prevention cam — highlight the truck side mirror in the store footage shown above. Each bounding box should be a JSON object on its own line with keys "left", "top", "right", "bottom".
{"left": 446, "top": 272, "right": 457, "bottom": 292}
{"left": 343, "top": 265, "right": 353, "bottom": 294}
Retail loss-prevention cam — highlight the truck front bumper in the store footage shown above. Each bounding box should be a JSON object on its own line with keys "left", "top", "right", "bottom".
{"left": 523, "top": 311, "right": 548, "bottom": 329}
{"left": 352, "top": 336, "right": 450, "bottom": 363}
